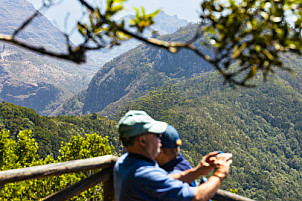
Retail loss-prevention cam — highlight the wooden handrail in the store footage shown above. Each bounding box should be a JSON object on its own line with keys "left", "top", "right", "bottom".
{"left": 0, "top": 155, "right": 255, "bottom": 201}
{"left": 213, "top": 189, "right": 256, "bottom": 201}
{"left": 0, "top": 155, "right": 118, "bottom": 185}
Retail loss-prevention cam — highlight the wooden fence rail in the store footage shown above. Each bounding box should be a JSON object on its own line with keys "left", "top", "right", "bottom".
{"left": 0, "top": 155, "right": 118, "bottom": 185}
{"left": 0, "top": 155, "right": 255, "bottom": 201}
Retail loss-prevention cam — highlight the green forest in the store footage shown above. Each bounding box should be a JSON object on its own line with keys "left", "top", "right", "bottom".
{"left": 0, "top": 129, "right": 113, "bottom": 200}
{"left": 0, "top": 102, "right": 122, "bottom": 200}
{"left": 0, "top": 102, "right": 119, "bottom": 158}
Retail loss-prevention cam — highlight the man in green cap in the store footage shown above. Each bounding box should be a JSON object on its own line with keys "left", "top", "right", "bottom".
{"left": 114, "top": 110, "right": 232, "bottom": 201}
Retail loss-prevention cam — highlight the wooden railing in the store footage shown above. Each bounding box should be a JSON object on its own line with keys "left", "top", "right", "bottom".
{"left": 0, "top": 155, "right": 255, "bottom": 201}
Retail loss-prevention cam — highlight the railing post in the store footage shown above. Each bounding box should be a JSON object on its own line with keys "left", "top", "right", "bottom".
{"left": 103, "top": 167, "right": 115, "bottom": 201}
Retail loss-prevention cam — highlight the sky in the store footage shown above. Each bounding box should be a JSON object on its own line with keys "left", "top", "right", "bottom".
{"left": 27, "top": 0, "right": 202, "bottom": 44}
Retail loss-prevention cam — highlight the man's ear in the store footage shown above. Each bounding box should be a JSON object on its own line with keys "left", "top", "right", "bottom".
{"left": 138, "top": 135, "right": 146, "bottom": 145}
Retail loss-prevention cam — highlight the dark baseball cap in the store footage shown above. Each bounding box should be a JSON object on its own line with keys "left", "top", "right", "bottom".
{"left": 161, "top": 125, "right": 182, "bottom": 148}
{"left": 118, "top": 110, "right": 168, "bottom": 138}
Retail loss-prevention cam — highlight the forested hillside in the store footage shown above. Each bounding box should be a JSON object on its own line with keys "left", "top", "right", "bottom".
{"left": 112, "top": 72, "right": 302, "bottom": 200}
{"left": 0, "top": 102, "right": 118, "bottom": 158}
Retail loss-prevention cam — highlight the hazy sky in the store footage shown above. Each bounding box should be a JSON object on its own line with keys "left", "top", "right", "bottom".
{"left": 27, "top": 0, "right": 202, "bottom": 43}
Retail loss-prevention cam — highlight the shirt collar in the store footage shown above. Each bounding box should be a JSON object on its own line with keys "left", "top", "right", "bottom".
{"left": 128, "top": 152, "right": 156, "bottom": 164}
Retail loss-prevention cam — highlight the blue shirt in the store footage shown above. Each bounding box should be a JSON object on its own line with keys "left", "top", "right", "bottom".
{"left": 161, "top": 153, "right": 193, "bottom": 173}
{"left": 161, "top": 153, "right": 197, "bottom": 187}
{"left": 114, "top": 152, "right": 195, "bottom": 201}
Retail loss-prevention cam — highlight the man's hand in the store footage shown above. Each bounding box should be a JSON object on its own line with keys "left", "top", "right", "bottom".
{"left": 212, "top": 153, "right": 233, "bottom": 179}
{"left": 193, "top": 153, "right": 233, "bottom": 201}
{"left": 197, "top": 151, "right": 220, "bottom": 175}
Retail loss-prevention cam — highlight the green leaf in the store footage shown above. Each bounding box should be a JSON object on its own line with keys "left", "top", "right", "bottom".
{"left": 245, "top": 66, "right": 257, "bottom": 80}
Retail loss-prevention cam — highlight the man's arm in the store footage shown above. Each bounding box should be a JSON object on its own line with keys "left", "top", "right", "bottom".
{"left": 169, "top": 152, "right": 232, "bottom": 201}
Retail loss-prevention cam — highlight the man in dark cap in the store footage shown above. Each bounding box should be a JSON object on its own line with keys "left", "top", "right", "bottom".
{"left": 155, "top": 124, "right": 197, "bottom": 186}
{"left": 114, "top": 110, "right": 232, "bottom": 201}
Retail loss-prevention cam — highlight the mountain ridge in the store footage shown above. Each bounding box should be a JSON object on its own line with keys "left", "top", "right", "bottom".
{"left": 56, "top": 23, "right": 215, "bottom": 116}
{"left": 1, "top": 0, "right": 191, "bottom": 116}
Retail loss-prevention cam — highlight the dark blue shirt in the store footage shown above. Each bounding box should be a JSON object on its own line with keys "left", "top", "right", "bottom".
{"left": 160, "top": 152, "right": 197, "bottom": 187}
{"left": 161, "top": 153, "right": 193, "bottom": 172}
{"left": 114, "top": 152, "right": 195, "bottom": 201}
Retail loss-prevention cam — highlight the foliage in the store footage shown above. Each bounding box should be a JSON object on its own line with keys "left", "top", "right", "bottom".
{"left": 0, "top": 102, "right": 119, "bottom": 158}
{"left": 0, "top": 130, "right": 113, "bottom": 200}
{"left": 0, "top": 130, "right": 38, "bottom": 171}
{"left": 59, "top": 133, "right": 113, "bottom": 161}
{"left": 200, "top": 0, "right": 302, "bottom": 85}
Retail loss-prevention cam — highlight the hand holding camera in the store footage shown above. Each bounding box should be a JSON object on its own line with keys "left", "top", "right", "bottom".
{"left": 212, "top": 151, "right": 233, "bottom": 180}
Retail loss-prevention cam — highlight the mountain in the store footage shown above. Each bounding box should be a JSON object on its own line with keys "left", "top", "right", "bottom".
{"left": 1, "top": 0, "right": 102, "bottom": 88}
{"left": 57, "top": 19, "right": 302, "bottom": 117}
{"left": 0, "top": 68, "right": 71, "bottom": 116}
{"left": 0, "top": 0, "right": 102, "bottom": 115}
{"left": 0, "top": 1, "right": 190, "bottom": 115}
{"left": 56, "top": 23, "right": 213, "bottom": 116}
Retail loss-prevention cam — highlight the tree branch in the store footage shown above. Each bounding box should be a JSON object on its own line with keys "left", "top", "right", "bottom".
{"left": 12, "top": 11, "right": 41, "bottom": 38}
{"left": 0, "top": 34, "right": 85, "bottom": 63}
{"left": 78, "top": 0, "right": 94, "bottom": 12}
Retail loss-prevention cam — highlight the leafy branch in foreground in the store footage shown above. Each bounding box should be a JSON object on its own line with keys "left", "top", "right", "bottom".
{"left": 0, "top": 0, "right": 301, "bottom": 86}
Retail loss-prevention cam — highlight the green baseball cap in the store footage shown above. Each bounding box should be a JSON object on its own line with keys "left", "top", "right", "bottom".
{"left": 118, "top": 110, "right": 168, "bottom": 138}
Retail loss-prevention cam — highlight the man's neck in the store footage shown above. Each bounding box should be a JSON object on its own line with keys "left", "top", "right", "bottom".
{"left": 126, "top": 146, "right": 154, "bottom": 161}
{"left": 156, "top": 152, "right": 173, "bottom": 166}
{"left": 128, "top": 152, "right": 155, "bottom": 164}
